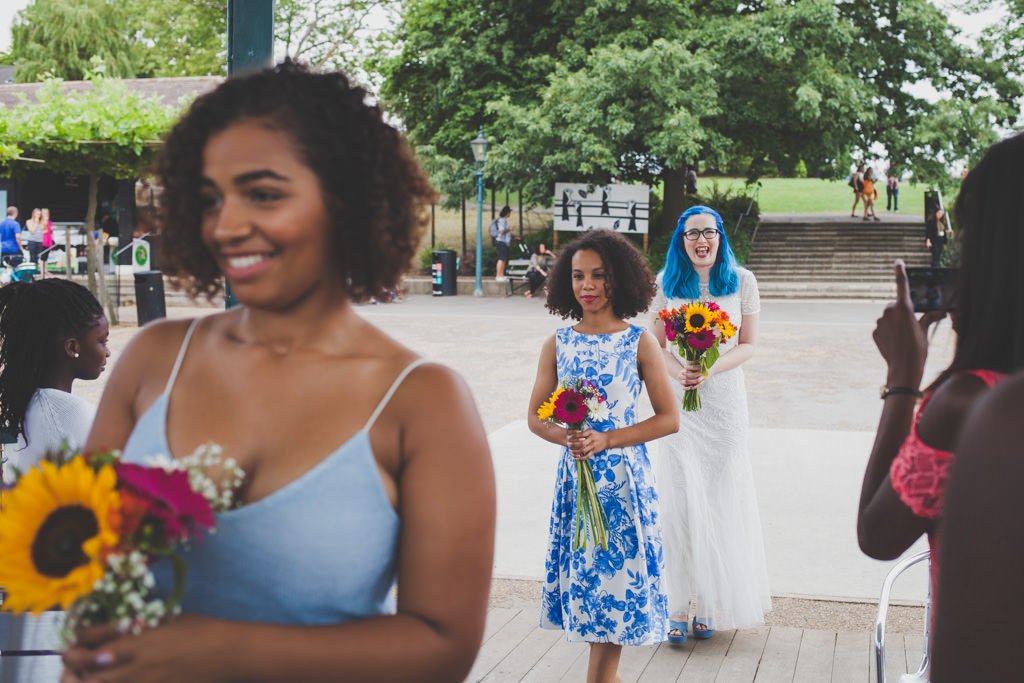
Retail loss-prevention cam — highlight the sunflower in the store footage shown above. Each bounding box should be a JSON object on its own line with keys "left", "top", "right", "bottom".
{"left": 683, "top": 303, "right": 714, "bottom": 333}
{"left": 717, "top": 318, "right": 737, "bottom": 339}
{"left": 0, "top": 457, "right": 121, "bottom": 614}
{"left": 537, "top": 388, "right": 564, "bottom": 422}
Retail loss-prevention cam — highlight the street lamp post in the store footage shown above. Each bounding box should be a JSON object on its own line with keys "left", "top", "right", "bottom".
{"left": 470, "top": 128, "right": 489, "bottom": 296}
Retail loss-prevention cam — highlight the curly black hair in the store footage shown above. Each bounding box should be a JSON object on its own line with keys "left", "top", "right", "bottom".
{"left": 155, "top": 60, "right": 437, "bottom": 301}
{"left": 0, "top": 279, "right": 103, "bottom": 441}
{"left": 545, "top": 231, "right": 656, "bottom": 321}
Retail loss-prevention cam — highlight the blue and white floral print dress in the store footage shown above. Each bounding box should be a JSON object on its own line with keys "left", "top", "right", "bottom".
{"left": 540, "top": 324, "right": 669, "bottom": 645}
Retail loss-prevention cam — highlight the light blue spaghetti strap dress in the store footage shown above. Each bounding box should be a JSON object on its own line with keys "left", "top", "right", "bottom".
{"left": 540, "top": 324, "right": 669, "bottom": 645}
{"left": 122, "top": 319, "right": 425, "bottom": 624}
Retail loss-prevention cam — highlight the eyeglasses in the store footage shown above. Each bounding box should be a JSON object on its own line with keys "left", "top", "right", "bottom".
{"left": 682, "top": 228, "right": 720, "bottom": 241}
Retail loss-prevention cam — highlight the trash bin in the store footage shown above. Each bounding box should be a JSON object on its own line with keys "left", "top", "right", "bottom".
{"left": 432, "top": 249, "right": 457, "bottom": 296}
{"left": 134, "top": 270, "right": 166, "bottom": 325}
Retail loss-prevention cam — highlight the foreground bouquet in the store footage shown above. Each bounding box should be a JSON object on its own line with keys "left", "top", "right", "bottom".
{"left": 537, "top": 378, "right": 610, "bottom": 551}
{"left": 0, "top": 444, "right": 243, "bottom": 638}
{"left": 659, "top": 301, "right": 737, "bottom": 411}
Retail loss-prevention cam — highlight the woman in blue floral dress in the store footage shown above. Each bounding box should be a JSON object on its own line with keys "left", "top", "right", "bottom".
{"left": 528, "top": 230, "right": 679, "bottom": 683}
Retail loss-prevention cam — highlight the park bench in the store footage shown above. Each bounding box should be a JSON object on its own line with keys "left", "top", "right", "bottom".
{"left": 505, "top": 258, "right": 531, "bottom": 296}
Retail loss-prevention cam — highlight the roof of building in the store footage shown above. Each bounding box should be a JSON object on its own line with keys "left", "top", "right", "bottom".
{"left": 0, "top": 76, "right": 223, "bottom": 109}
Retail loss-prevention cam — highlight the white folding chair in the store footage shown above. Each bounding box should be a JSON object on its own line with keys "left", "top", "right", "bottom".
{"left": 875, "top": 549, "right": 931, "bottom": 683}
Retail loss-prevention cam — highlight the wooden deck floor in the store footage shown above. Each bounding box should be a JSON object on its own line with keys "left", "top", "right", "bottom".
{"left": 466, "top": 606, "right": 925, "bottom": 683}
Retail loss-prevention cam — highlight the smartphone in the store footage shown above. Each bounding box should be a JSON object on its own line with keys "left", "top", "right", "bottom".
{"left": 905, "top": 267, "right": 959, "bottom": 313}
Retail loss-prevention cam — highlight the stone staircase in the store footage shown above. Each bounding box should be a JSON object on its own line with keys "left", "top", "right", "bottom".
{"left": 746, "top": 215, "right": 931, "bottom": 299}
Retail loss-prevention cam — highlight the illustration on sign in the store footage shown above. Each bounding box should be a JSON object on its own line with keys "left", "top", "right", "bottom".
{"left": 134, "top": 244, "right": 148, "bottom": 266}
{"left": 553, "top": 183, "right": 650, "bottom": 233}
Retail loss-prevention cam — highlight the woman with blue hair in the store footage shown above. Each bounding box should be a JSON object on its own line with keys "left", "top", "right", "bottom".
{"left": 649, "top": 205, "right": 771, "bottom": 643}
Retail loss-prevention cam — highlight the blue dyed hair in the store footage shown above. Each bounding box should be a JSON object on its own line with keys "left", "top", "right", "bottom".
{"left": 660, "top": 205, "right": 739, "bottom": 299}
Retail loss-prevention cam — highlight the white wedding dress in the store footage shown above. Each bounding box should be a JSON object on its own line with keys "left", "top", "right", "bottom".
{"left": 649, "top": 268, "right": 771, "bottom": 631}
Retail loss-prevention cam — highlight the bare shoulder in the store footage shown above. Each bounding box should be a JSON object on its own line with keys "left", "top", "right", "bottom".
{"left": 117, "top": 317, "right": 204, "bottom": 377}
{"left": 918, "top": 372, "right": 996, "bottom": 451}
{"left": 636, "top": 328, "right": 660, "bottom": 354}
{"left": 961, "top": 373, "right": 1024, "bottom": 444}
{"left": 396, "top": 361, "right": 489, "bottom": 464}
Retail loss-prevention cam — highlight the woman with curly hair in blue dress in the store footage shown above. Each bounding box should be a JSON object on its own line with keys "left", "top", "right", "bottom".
{"left": 528, "top": 230, "right": 678, "bottom": 683}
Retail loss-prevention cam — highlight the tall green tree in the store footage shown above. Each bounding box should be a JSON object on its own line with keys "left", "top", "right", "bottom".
{"left": 837, "top": 0, "right": 1018, "bottom": 185}
{"left": 128, "top": 0, "right": 227, "bottom": 77}
{"left": 383, "top": 0, "right": 1022, "bottom": 232}
{"left": 0, "top": 77, "right": 176, "bottom": 322}
{"left": 9, "top": 0, "right": 225, "bottom": 81}
{"left": 10, "top": 0, "right": 142, "bottom": 82}
{"left": 275, "top": 0, "right": 399, "bottom": 89}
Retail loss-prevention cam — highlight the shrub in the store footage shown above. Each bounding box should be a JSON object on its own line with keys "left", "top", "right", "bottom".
{"left": 417, "top": 242, "right": 453, "bottom": 273}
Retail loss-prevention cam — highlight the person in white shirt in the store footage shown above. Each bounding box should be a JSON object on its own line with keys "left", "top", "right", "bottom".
{"left": 0, "top": 279, "right": 109, "bottom": 476}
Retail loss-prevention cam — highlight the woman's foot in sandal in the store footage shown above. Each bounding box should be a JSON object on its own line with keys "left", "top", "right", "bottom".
{"left": 667, "top": 620, "right": 688, "bottom": 645}
{"left": 691, "top": 617, "right": 714, "bottom": 640}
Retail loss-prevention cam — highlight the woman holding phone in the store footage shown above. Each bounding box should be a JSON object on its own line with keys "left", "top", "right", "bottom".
{"left": 858, "top": 131, "right": 1024, "bottom": 634}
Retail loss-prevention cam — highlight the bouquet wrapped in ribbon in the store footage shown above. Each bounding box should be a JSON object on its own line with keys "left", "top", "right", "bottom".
{"left": 537, "top": 378, "right": 610, "bottom": 550}
{"left": 0, "top": 445, "right": 243, "bottom": 639}
{"left": 658, "top": 301, "right": 737, "bottom": 411}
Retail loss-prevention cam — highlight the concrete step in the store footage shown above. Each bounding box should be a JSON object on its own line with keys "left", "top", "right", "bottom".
{"left": 757, "top": 222, "right": 922, "bottom": 230}
{"left": 756, "top": 275, "right": 901, "bottom": 283}
{"left": 758, "top": 281, "right": 898, "bottom": 299}
{"left": 750, "top": 262, "right": 929, "bottom": 269}
{"left": 401, "top": 275, "right": 522, "bottom": 297}
{"left": 748, "top": 254, "right": 930, "bottom": 262}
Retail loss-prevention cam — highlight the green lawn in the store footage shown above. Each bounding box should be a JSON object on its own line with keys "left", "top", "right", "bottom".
{"left": 698, "top": 177, "right": 955, "bottom": 215}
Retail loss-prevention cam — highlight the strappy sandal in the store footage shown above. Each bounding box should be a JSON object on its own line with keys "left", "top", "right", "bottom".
{"left": 667, "top": 620, "right": 688, "bottom": 645}
{"left": 692, "top": 617, "right": 714, "bottom": 640}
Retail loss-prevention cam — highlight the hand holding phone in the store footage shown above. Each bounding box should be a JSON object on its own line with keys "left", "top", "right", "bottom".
{"left": 905, "top": 267, "right": 959, "bottom": 313}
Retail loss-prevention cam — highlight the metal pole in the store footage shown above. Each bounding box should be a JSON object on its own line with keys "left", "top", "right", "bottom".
{"left": 474, "top": 168, "right": 484, "bottom": 296}
{"left": 519, "top": 190, "right": 524, "bottom": 240}
{"left": 225, "top": 0, "right": 274, "bottom": 309}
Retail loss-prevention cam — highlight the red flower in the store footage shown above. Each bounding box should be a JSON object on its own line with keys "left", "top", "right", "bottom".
{"left": 665, "top": 321, "right": 678, "bottom": 342}
{"left": 114, "top": 463, "right": 215, "bottom": 542}
{"left": 553, "top": 389, "right": 588, "bottom": 425}
{"left": 686, "top": 329, "right": 717, "bottom": 352}
{"left": 708, "top": 302, "right": 721, "bottom": 312}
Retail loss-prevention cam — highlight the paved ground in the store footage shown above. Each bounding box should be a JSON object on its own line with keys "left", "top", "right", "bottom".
{"left": 89, "top": 293, "right": 951, "bottom": 626}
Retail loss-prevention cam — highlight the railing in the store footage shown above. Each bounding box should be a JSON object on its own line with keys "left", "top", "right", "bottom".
{"left": 110, "top": 234, "right": 150, "bottom": 307}
{"left": 736, "top": 183, "right": 762, "bottom": 243}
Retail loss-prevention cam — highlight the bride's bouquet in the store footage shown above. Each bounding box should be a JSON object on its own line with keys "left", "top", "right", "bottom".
{"left": 537, "top": 378, "right": 610, "bottom": 550}
{"left": 0, "top": 445, "right": 243, "bottom": 640}
{"left": 658, "top": 301, "right": 736, "bottom": 411}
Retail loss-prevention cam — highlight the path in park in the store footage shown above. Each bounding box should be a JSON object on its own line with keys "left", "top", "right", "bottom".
{"left": 92, "top": 293, "right": 949, "bottom": 605}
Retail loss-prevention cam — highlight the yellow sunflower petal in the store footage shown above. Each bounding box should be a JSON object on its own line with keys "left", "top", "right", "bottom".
{"left": 683, "top": 303, "right": 714, "bottom": 333}
{"left": 0, "top": 456, "right": 121, "bottom": 614}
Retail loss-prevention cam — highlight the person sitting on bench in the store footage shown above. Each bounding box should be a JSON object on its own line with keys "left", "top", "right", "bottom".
{"left": 524, "top": 242, "right": 556, "bottom": 299}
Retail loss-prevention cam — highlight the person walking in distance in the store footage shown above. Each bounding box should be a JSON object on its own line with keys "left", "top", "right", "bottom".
{"left": 490, "top": 205, "right": 513, "bottom": 282}
{"left": 926, "top": 208, "right": 951, "bottom": 267}
{"left": 0, "top": 207, "right": 22, "bottom": 268}
{"left": 850, "top": 164, "right": 865, "bottom": 217}
{"left": 886, "top": 171, "right": 900, "bottom": 212}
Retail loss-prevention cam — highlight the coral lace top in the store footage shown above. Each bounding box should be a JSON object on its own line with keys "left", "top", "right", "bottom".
{"left": 889, "top": 369, "right": 1005, "bottom": 593}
